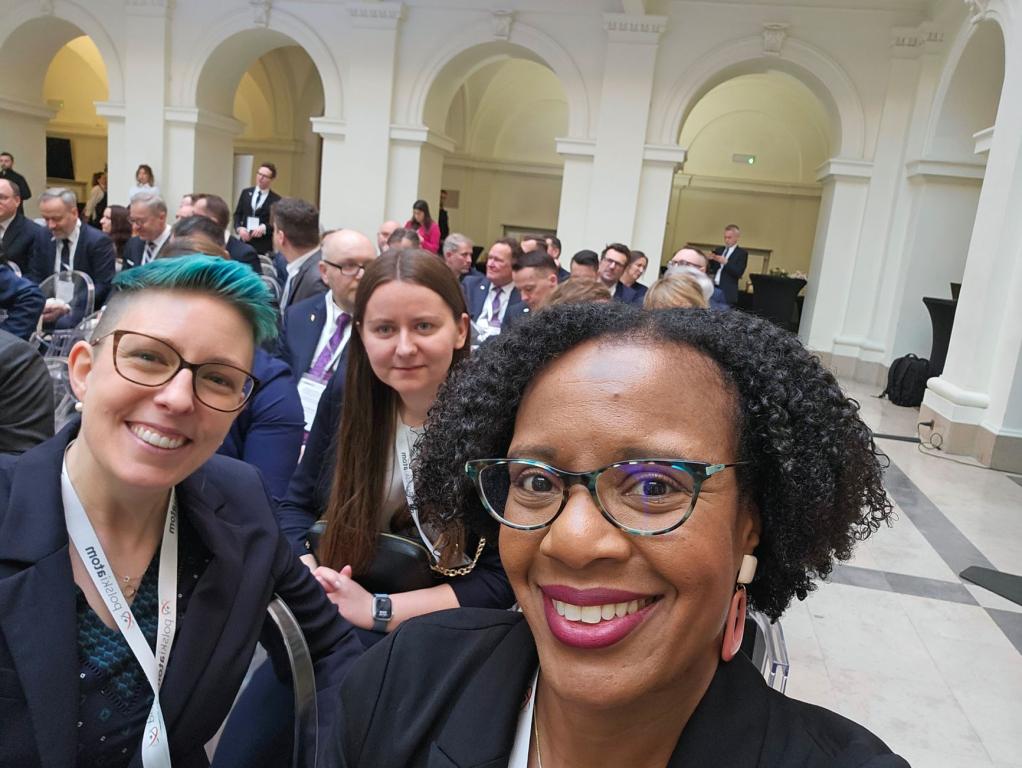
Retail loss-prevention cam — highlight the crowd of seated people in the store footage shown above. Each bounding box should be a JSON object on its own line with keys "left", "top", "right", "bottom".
{"left": 0, "top": 158, "right": 907, "bottom": 767}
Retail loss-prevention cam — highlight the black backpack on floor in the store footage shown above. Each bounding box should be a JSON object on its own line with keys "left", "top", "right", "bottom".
{"left": 880, "top": 354, "right": 930, "bottom": 407}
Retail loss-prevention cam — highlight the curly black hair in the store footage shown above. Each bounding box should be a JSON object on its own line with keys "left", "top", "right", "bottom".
{"left": 414, "top": 302, "right": 894, "bottom": 620}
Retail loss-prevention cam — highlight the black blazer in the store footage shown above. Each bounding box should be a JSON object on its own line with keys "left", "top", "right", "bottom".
{"left": 0, "top": 330, "right": 53, "bottom": 455}
{"left": 233, "top": 187, "right": 281, "bottom": 254}
{"left": 1, "top": 212, "right": 45, "bottom": 273}
{"left": 611, "top": 281, "right": 641, "bottom": 306}
{"left": 0, "top": 422, "right": 362, "bottom": 768}
{"left": 336, "top": 609, "right": 909, "bottom": 768}
{"left": 709, "top": 246, "right": 749, "bottom": 306}
{"left": 0, "top": 264, "right": 44, "bottom": 340}
{"left": 26, "top": 223, "right": 117, "bottom": 309}
{"left": 121, "top": 233, "right": 171, "bottom": 270}
{"left": 281, "top": 249, "right": 328, "bottom": 312}
{"left": 461, "top": 274, "right": 521, "bottom": 323}
{"left": 226, "top": 234, "right": 263, "bottom": 275}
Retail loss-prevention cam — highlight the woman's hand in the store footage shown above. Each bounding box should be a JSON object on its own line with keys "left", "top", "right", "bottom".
{"left": 312, "top": 565, "right": 374, "bottom": 630}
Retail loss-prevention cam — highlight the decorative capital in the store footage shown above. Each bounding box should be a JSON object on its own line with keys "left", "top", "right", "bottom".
{"left": 762, "top": 23, "right": 789, "bottom": 56}
{"left": 492, "top": 10, "right": 514, "bottom": 40}
{"left": 603, "top": 13, "right": 667, "bottom": 44}
{"left": 347, "top": 2, "right": 403, "bottom": 29}
{"left": 251, "top": 0, "right": 271, "bottom": 27}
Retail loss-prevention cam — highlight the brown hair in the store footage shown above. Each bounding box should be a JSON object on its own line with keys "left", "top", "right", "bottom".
{"left": 544, "top": 278, "right": 612, "bottom": 307}
{"left": 318, "top": 249, "right": 471, "bottom": 573}
{"left": 272, "top": 197, "right": 320, "bottom": 250}
{"left": 191, "top": 193, "right": 232, "bottom": 230}
{"left": 643, "top": 274, "right": 709, "bottom": 309}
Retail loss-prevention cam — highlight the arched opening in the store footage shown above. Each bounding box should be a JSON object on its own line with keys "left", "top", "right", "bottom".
{"left": 891, "top": 20, "right": 1004, "bottom": 359}
{"left": 0, "top": 15, "right": 116, "bottom": 217}
{"left": 666, "top": 70, "right": 834, "bottom": 287}
{"left": 420, "top": 42, "right": 570, "bottom": 250}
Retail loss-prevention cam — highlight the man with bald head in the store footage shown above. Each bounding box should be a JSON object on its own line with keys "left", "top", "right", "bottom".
{"left": 0, "top": 178, "right": 45, "bottom": 274}
{"left": 377, "top": 220, "right": 400, "bottom": 253}
{"left": 279, "top": 228, "right": 377, "bottom": 390}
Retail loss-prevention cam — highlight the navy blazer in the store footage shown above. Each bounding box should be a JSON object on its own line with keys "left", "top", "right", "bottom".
{"left": 709, "top": 246, "right": 749, "bottom": 306}
{"left": 281, "top": 250, "right": 328, "bottom": 312}
{"left": 27, "top": 223, "right": 116, "bottom": 309}
{"left": 279, "top": 293, "right": 352, "bottom": 381}
{"left": 0, "top": 264, "right": 44, "bottom": 340}
{"left": 233, "top": 187, "right": 281, "bottom": 255}
{"left": 611, "top": 281, "right": 642, "bottom": 306}
{"left": 217, "top": 349, "right": 304, "bottom": 500}
{"left": 0, "top": 422, "right": 362, "bottom": 768}
{"left": 226, "top": 235, "right": 262, "bottom": 274}
{"left": 503, "top": 300, "right": 530, "bottom": 328}
{"left": 1, "top": 213, "right": 45, "bottom": 274}
{"left": 276, "top": 368, "right": 514, "bottom": 612}
{"left": 461, "top": 274, "right": 521, "bottom": 322}
{"left": 337, "top": 609, "right": 909, "bottom": 768}
{"left": 121, "top": 234, "right": 173, "bottom": 270}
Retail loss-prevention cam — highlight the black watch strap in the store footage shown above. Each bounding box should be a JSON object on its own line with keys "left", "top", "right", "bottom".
{"left": 371, "top": 594, "right": 392, "bottom": 633}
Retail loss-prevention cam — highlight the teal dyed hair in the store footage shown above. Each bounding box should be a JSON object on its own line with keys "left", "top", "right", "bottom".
{"left": 103, "top": 255, "right": 278, "bottom": 345}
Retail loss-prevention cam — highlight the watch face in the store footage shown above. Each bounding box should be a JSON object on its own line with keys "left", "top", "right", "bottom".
{"left": 374, "top": 596, "right": 393, "bottom": 620}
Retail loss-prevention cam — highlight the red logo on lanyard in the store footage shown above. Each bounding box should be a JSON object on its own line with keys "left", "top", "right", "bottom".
{"left": 148, "top": 725, "right": 160, "bottom": 745}
{"left": 121, "top": 610, "right": 133, "bottom": 630}
{"left": 161, "top": 600, "right": 171, "bottom": 616}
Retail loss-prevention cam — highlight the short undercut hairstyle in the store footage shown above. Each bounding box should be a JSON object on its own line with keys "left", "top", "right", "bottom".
{"left": 272, "top": 197, "right": 320, "bottom": 250}
{"left": 172, "top": 214, "right": 226, "bottom": 242}
{"left": 570, "top": 250, "right": 599, "bottom": 270}
{"left": 512, "top": 249, "right": 557, "bottom": 274}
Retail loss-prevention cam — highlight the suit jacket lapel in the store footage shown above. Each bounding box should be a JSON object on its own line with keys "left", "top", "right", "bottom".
{"left": 432, "top": 618, "right": 537, "bottom": 768}
{"left": 0, "top": 427, "right": 81, "bottom": 768}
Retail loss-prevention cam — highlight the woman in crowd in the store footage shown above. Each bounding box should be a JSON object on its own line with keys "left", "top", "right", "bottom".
{"left": 127, "top": 163, "right": 160, "bottom": 201}
{"left": 100, "top": 204, "right": 133, "bottom": 268}
{"left": 644, "top": 272, "right": 710, "bottom": 309}
{"left": 620, "top": 249, "right": 649, "bottom": 302}
{"left": 404, "top": 199, "right": 441, "bottom": 254}
{"left": 83, "top": 171, "right": 107, "bottom": 229}
{"left": 0, "top": 256, "right": 360, "bottom": 767}
{"left": 336, "top": 303, "right": 907, "bottom": 767}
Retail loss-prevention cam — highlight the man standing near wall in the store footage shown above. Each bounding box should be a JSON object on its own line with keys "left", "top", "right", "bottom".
{"left": 0, "top": 153, "right": 31, "bottom": 215}
{"left": 234, "top": 162, "right": 281, "bottom": 255}
{"left": 708, "top": 224, "right": 748, "bottom": 310}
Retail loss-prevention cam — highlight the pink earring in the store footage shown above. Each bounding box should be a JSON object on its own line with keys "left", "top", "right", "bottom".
{"left": 721, "top": 554, "right": 757, "bottom": 662}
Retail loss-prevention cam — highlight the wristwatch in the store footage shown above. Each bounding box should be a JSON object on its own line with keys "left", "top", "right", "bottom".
{"left": 371, "top": 593, "right": 393, "bottom": 633}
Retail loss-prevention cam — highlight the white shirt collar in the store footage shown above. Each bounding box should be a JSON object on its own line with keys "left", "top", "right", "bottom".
{"left": 286, "top": 247, "right": 319, "bottom": 277}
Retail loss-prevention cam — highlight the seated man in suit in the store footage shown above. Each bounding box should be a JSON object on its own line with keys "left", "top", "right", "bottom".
{"left": 522, "top": 233, "right": 569, "bottom": 282}
{"left": 234, "top": 161, "right": 281, "bottom": 254}
{"left": 462, "top": 237, "right": 522, "bottom": 337}
{"left": 0, "top": 255, "right": 44, "bottom": 340}
{"left": 442, "top": 233, "right": 474, "bottom": 279}
{"left": 708, "top": 223, "right": 749, "bottom": 309}
{"left": 29, "top": 187, "right": 116, "bottom": 327}
{"left": 0, "top": 179, "right": 46, "bottom": 274}
{"left": 0, "top": 329, "right": 53, "bottom": 455}
{"left": 279, "top": 229, "right": 377, "bottom": 430}
{"left": 569, "top": 249, "right": 599, "bottom": 279}
{"left": 192, "top": 193, "right": 263, "bottom": 275}
{"left": 545, "top": 234, "right": 570, "bottom": 282}
{"left": 511, "top": 249, "right": 559, "bottom": 318}
{"left": 121, "top": 192, "right": 172, "bottom": 269}
{"left": 597, "top": 243, "right": 641, "bottom": 305}
{"left": 273, "top": 197, "right": 328, "bottom": 312}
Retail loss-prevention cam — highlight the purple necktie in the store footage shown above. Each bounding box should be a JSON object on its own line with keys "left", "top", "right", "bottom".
{"left": 489, "top": 288, "right": 503, "bottom": 327}
{"left": 308, "top": 312, "right": 350, "bottom": 380}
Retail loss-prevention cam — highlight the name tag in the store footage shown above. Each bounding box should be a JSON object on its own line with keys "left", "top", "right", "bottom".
{"left": 297, "top": 375, "right": 328, "bottom": 432}
{"left": 246, "top": 216, "right": 261, "bottom": 231}
{"left": 55, "top": 276, "right": 75, "bottom": 304}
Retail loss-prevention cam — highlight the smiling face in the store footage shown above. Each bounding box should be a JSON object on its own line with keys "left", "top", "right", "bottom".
{"left": 499, "top": 340, "right": 759, "bottom": 710}
{"left": 39, "top": 195, "right": 79, "bottom": 239}
{"left": 67, "top": 290, "right": 254, "bottom": 494}
{"left": 129, "top": 201, "right": 167, "bottom": 241}
{"left": 486, "top": 243, "right": 514, "bottom": 287}
{"left": 359, "top": 280, "right": 468, "bottom": 407}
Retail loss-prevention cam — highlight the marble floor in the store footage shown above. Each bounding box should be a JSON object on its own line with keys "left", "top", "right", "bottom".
{"left": 781, "top": 379, "right": 1022, "bottom": 768}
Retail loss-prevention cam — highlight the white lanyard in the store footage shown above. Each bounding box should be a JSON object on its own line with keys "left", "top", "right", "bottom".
{"left": 61, "top": 457, "right": 178, "bottom": 768}
{"left": 394, "top": 423, "right": 474, "bottom": 568}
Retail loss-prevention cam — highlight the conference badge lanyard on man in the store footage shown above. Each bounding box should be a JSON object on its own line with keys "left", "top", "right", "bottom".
{"left": 61, "top": 454, "right": 178, "bottom": 768}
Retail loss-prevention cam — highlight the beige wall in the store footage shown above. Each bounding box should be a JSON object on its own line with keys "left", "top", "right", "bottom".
{"left": 43, "top": 36, "right": 108, "bottom": 189}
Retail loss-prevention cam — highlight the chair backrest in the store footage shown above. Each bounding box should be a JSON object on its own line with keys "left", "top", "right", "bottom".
{"left": 266, "top": 595, "right": 318, "bottom": 768}
{"left": 33, "top": 270, "right": 96, "bottom": 340}
{"left": 743, "top": 609, "right": 790, "bottom": 692}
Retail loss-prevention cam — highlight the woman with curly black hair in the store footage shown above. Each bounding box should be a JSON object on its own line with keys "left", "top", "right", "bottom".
{"left": 335, "top": 302, "right": 907, "bottom": 767}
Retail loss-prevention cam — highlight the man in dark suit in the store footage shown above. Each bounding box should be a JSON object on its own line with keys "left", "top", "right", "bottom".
{"left": 708, "top": 224, "right": 749, "bottom": 309}
{"left": 233, "top": 161, "right": 281, "bottom": 255}
{"left": 442, "top": 233, "right": 474, "bottom": 280}
{"left": 28, "top": 188, "right": 116, "bottom": 326}
{"left": 597, "top": 243, "right": 642, "bottom": 305}
{"left": 0, "top": 261, "right": 44, "bottom": 340}
{"left": 0, "top": 329, "right": 53, "bottom": 454}
{"left": 280, "top": 229, "right": 376, "bottom": 382}
{"left": 0, "top": 152, "right": 30, "bottom": 214}
{"left": 120, "top": 192, "right": 172, "bottom": 270}
{"left": 0, "top": 179, "right": 45, "bottom": 274}
{"left": 191, "top": 193, "right": 263, "bottom": 275}
{"left": 462, "top": 238, "right": 522, "bottom": 334}
{"left": 511, "top": 249, "right": 558, "bottom": 313}
{"left": 273, "top": 197, "right": 328, "bottom": 312}
{"left": 545, "top": 235, "right": 571, "bottom": 282}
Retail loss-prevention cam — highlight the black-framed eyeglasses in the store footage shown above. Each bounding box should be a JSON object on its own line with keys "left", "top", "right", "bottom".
{"left": 92, "top": 330, "right": 260, "bottom": 412}
{"left": 465, "top": 458, "right": 745, "bottom": 536}
{"left": 321, "top": 259, "right": 367, "bottom": 277}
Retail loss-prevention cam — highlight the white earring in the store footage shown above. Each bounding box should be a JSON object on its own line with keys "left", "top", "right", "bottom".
{"left": 74, "top": 401, "right": 83, "bottom": 413}
{"left": 737, "top": 554, "right": 758, "bottom": 585}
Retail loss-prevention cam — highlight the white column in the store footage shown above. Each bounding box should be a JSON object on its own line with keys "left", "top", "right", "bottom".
{"left": 312, "top": 118, "right": 348, "bottom": 230}
{"left": 553, "top": 138, "right": 596, "bottom": 264}
{"left": 0, "top": 97, "right": 56, "bottom": 218}
{"left": 164, "top": 108, "right": 244, "bottom": 205}
{"left": 922, "top": 49, "right": 1022, "bottom": 471}
{"left": 121, "top": 0, "right": 172, "bottom": 198}
{"left": 797, "top": 159, "right": 873, "bottom": 356}
{"left": 830, "top": 32, "right": 921, "bottom": 378}
{"left": 95, "top": 102, "right": 127, "bottom": 205}
{"left": 328, "top": 2, "right": 403, "bottom": 237}
{"left": 384, "top": 126, "right": 455, "bottom": 229}
{"left": 584, "top": 13, "right": 666, "bottom": 248}
{"left": 632, "top": 144, "right": 686, "bottom": 283}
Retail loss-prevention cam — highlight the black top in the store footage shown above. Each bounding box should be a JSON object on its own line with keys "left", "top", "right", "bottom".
{"left": 336, "top": 609, "right": 910, "bottom": 768}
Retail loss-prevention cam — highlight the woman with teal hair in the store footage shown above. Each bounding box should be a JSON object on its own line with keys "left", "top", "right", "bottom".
{"left": 0, "top": 256, "right": 361, "bottom": 767}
